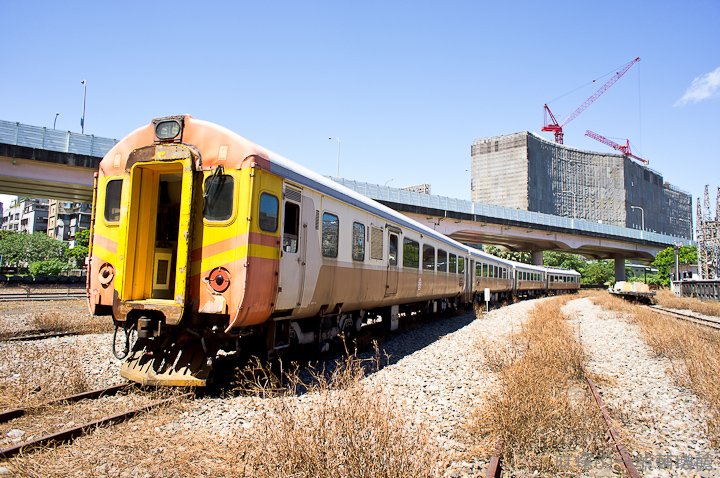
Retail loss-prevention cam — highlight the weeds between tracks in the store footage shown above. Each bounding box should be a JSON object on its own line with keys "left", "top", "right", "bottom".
{"left": 654, "top": 289, "right": 720, "bottom": 317}
{"left": 591, "top": 292, "right": 720, "bottom": 446}
{"left": 471, "top": 296, "right": 611, "bottom": 475}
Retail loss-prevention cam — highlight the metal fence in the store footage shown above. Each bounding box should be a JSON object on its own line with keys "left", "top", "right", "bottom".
{"left": 0, "top": 119, "right": 118, "bottom": 157}
{"left": 336, "top": 178, "right": 694, "bottom": 248}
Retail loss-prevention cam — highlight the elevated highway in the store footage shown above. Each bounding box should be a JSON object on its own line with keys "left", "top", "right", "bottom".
{"left": 0, "top": 120, "right": 116, "bottom": 202}
{"left": 336, "top": 179, "right": 694, "bottom": 277}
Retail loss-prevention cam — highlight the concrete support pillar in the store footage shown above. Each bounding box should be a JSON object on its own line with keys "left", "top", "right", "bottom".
{"left": 531, "top": 251, "right": 544, "bottom": 266}
{"left": 614, "top": 255, "right": 626, "bottom": 281}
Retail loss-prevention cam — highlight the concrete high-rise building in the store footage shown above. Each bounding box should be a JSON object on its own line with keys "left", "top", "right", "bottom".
{"left": 47, "top": 200, "right": 92, "bottom": 243}
{"left": 0, "top": 198, "right": 49, "bottom": 234}
{"left": 471, "top": 131, "right": 693, "bottom": 239}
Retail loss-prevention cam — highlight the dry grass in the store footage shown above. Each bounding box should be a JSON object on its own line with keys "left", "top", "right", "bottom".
{"left": 470, "top": 297, "right": 611, "bottom": 474}
{"left": 655, "top": 288, "right": 720, "bottom": 317}
{"left": 8, "top": 351, "right": 440, "bottom": 478}
{"left": 0, "top": 343, "right": 90, "bottom": 410}
{"left": 590, "top": 291, "right": 720, "bottom": 446}
{"left": 0, "top": 299, "right": 113, "bottom": 339}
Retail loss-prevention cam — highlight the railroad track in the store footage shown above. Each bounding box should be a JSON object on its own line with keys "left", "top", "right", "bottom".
{"left": 1, "top": 330, "right": 78, "bottom": 342}
{"left": 0, "top": 291, "right": 86, "bottom": 302}
{"left": 486, "top": 365, "right": 641, "bottom": 478}
{"left": 0, "top": 384, "right": 189, "bottom": 459}
{"left": 647, "top": 305, "right": 720, "bottom": 330}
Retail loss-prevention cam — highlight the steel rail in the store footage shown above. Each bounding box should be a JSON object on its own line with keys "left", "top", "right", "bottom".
{"left": 0, "top": 384, "right": 130, "bottom": 424}
{"left": 1, "top": 331, "right": 79, "bottom": 342}
{"left": 0, "top": 392, "right": 190, "bottom": 459}
{"left": 0, "top": 292, "right": 86, "bottom": 302}
{"left": 647, "top": 305, "right": 720, "bottom": 330}
{"left": 582, "top": 365, "right": 641, "bottom": 478}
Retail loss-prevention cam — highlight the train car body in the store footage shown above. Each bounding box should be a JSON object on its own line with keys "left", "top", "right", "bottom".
{"left": 87, "top": 116, "right": 580, "bottom": 387}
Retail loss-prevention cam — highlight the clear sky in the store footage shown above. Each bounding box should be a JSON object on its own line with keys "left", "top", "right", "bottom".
{"left": 1, "top": 1, "right": 718, "bottom": 210}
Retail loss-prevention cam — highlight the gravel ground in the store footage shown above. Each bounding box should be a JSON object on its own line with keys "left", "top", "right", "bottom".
{"left": 154, "top": 299, "right": 543, "bottom": 477}
{"left": 564, "top": 297, "right": 720, "bottom": 477}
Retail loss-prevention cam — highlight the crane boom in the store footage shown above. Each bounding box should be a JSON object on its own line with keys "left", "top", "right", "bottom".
{"left": 585, "top": 130, "right": 649, "bottom": 165}
{"left": 542, "top": 57, "right": 641, "bottom": 144}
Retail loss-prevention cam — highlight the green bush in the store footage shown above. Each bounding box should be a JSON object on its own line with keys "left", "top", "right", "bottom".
{"left": 29, "top": 259, "right": 70, "bottom": 277}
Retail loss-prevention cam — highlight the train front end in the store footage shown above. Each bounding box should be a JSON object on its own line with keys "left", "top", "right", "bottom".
{"left": 86, "top": 116, "right": 281, "bottom": 386}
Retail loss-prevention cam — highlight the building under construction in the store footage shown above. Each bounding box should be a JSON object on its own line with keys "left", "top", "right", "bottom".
{"left": 470, "top": 131, "right": 693, "bottom": 239}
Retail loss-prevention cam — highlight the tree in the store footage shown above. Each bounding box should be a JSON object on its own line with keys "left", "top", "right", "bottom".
{"left": 484, "top": 245, "right": 531, "bottom": 264}
{"left": 543, "top": 251, "right": 586, "bottom": 271}
{"left": 580, "top": 260, "right": 615, "bottom": 285}
{"left": 68, "top": 229, "right": 91, "bottom": 268}
{"left": 0, "top": 231, "right": 69, "bottom": 271}
{"left": 652, "top": 245, "right": 697, "bottom": 286}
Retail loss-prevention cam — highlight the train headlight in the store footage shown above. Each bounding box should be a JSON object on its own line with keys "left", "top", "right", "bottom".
{"left": 155, "top": 120, "right": 181, "bottom": 140}
{"left": 207, "top": 267, "right": 231, "bottom": 293}
{"left": 152, "top": 116, "right": 184, "bottom": 142}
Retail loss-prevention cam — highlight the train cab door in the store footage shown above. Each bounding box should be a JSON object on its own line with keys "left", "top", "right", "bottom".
{"left": 385, "top": 229, "right": 399, "bottom": 296}
{"left": 276, "top": 184, "right": 306, "bottom": 310}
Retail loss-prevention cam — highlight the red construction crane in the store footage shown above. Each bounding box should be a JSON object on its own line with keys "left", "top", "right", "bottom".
{"left": 585, "top": 130, "right": 649, "bottom": 165}
{"left": 542, "top": 57, "right": 641, "bottom": 144}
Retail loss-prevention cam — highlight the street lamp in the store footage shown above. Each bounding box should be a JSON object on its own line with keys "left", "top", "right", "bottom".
{"left": 328, "top": 137, "right": 340, "bottom": 178}
{"left": 561, "top": 190, "right": 577, "bottom": 218}
{"left": 53, "top": 113, "right": 60, "bottom": 129}
{"left": 630, "top": 205, "right": 645, "bottom": 230}
{"left": 384, "top": 179, "right": 394, "bottom": 187}
{"left": 80, "top": 80, "right": 87, "bottom": 134}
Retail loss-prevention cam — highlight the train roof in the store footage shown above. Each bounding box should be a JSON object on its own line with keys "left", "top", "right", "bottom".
{"left": 102, "top": 116, "right": 576, "bottom": 277}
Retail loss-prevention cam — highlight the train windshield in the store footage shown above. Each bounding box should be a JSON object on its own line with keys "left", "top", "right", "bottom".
{"left": 203, "top": 173, "right": 234, "bottom": 221}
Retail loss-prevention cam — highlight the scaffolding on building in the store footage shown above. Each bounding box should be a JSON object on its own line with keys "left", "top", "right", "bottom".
{"left": 696, "top": 185, "right": 720, "bottom": 279}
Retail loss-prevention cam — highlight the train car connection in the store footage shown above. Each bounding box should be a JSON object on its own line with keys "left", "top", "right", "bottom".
{"left": 86, "top": 115, "right": 580, "bottom": 387}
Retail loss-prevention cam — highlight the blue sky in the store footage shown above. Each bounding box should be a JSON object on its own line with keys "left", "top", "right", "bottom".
{"left": 1, "top": 1, "right": 718, "bottom": 209}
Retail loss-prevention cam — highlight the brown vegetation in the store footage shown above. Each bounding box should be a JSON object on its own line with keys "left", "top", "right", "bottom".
{"left": 470, "top": 297, "right": 611, "bottom": 474}
{"left": 655, "top": 289, "right": 720, "bottom": 317}
{"left": 591, "top": 292, "right": 720, "bottom": 446}
{"left": 8, "top": 351, "right": 440, "bottom": 478}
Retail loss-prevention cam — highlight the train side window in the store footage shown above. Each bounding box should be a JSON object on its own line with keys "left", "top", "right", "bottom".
{"left": 403, "top": 238, "right": 419, "bottom": 268}
{"left": 352, "top": 222, "right": 365, "bottom": 261}
{"left": 283, "top": 202, "right": 300, "bottom": 253}
{"left": 458, "top": 257, "right": 465, "bottom": 274}
{"left": 104, "top": 179, "right": 122, "bottom": 222}
{"left": 482, "top": 263, "right": 488, "bottom": 277}
{"left": 204, "top": 174, "right": 234, "bottom": 221}
{"left": 422, "top": 245, "right": 435, "bottom": 271}
{"left": 388, "top": 234, "right": 398, "bottom": 266}
{"left": 321, "top": 212, "right": 339, "bottom": 258}
{"left": 259, "top": 193, "right": 279, "bottom": 232}
{"left": 475, "top": 262, "right": 481, "bottom": 277}
{"left": 437, "top": 249, "right": 447, "bottom": 272}
{"left": 449, "top": 254, "right": 457, "bottom": 273}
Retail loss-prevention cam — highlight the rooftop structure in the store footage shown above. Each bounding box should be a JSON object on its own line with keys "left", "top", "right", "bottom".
{"left": 470, "top": 131, "right": 693, "bottom": 239}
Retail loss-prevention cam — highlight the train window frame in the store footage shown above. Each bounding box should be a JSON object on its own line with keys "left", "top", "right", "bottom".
{"left": 321, "top": 212, "right": 339, "bottom": 258}
{"left": 437, "top": 249, "right": 447, "bottom": 273}
{"left": 352, "top": 222, "right": 365, "bottom": 261}
{"left": 388, "top": 233, "right": 398, "bottom": 266}
{"left": 203, "top": 173, "right": 235, "bottom": 223}
{"left": 449, "top": 254, "right": 457, "bottom": 274}
{"left": 103, "top": 179, "right": 122, "bottom": 223}
{"left": 422, "top": 244, "right": 435, "bottom": 271}
{"left": 403, "top": 238, "right": 420, "bottom": 269}
{"left": 458, "top": 256, "right": 465, "bottom": 274}
{"left": 258, "top": 193, "right": 279, "bottom": 232}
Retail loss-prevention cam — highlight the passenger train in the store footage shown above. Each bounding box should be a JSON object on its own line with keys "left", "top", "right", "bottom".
{"left": 86, "top": 115, "right": 580, "bottom": 386}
